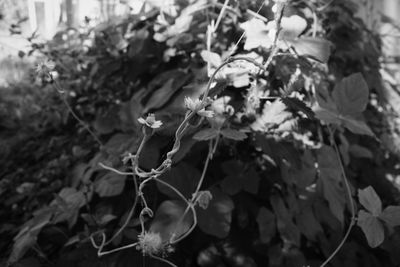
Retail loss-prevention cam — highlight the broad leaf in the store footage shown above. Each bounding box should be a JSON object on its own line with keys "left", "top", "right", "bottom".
{"left": 270, "top": 195, "right": 301, "bottom": 246}
{"left": 380, "top": 206, "right": 400, "bottom": 226}
{"left": 358, "top": 186, "right": 382, "bottom": 216}
{"left": 220, "top": 128, "right": 247, "bottom": 141}
{"left": 317, "top": 146, "right": 345, "bottom": 223}
{"left": 193, "top": 128, "right": 219, "bottom": 141}
{"left": 94, "top": 172, "right": 126, "bottom": 197}
{"left": 52, "top": 188, "right": 86, "bottom": 228}
{"left": 332, "top": 73, "right": 369, "bottom": 115}
{"left": 313, "top": 73, "right": 373, "bottom": 136}
{"left": 149, "top": 200, "right": 193, "bottom": 242}
{"left": 295, "top": 205, "right": 323, "bottom": 241}
{"left": 157, "top": 162, "right": 200, "bottom": 199}
{"left": 348, "top": 144, "right": 373, "bottom": 159}
{"left": 290, "top": 37, "right": 331, "bottom": 63}
{"left": 196, "top": 187, "right": 234, "bottom": 238}
{"left": 9, "top": 209, "right": 53, "bottom": 263}
{"left": 318, "top": 177, "right": 345, "bottom": 224}
{"left": 256, "top": 207, "right": 276, "bottom": 244}
{"left": 341, "top": 116, "right": 374, "bottom": 136}
{"left": 357, "top": 210, "right": 385, "bottom": 248}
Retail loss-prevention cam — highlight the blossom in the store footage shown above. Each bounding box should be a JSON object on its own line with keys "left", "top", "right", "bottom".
{"left": 35, "top": 59, "right": 55, "bottom": 76}
{"left": 136, "top": 231, "right": 163, "bottom": 255}
{"left": 184, "top": 97, "right": 214, "bottom": 118}
{"left": 194, "top": 190, "right": 213, "bottom": 209}
{"left": 138, "top": 113, "right": 163, "bottom": 129}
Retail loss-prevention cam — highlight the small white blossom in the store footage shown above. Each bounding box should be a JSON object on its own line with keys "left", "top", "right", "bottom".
{"left": 194, "top": 190, "right": 213, "bottom": 209}
{"left": 184, "top": 97, "right": 202, "bottom": 111}
{"left": 184, "top": 97, "right": 214, "bottom": 118}
{"left": 138, "top": 113, "right": 163, "bottom": 129}
{"left": 35, "top": 59, "right": 55, "bottom": 76}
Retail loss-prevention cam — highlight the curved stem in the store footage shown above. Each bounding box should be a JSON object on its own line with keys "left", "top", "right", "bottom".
{"left": 51, "top": 77, "right": 103, "bottom": 146}
{"left": 320, "top": 126, "right": 357, "bottom": 267}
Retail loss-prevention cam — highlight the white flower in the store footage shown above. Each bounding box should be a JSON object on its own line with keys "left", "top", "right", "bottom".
{"left": 184, "top": 97, "right": 214, "bottom": 118}
{"left": 136, "top": 231, "right": 163, "bottom": 255}
{"left": 138, "top": 113, "right": 163, "bottom": 129}
{"left": 194, "top": 190, "right": 213, "bottom": 209}
{"left": 35, "top": 59, "right": 55, "bottom": 76}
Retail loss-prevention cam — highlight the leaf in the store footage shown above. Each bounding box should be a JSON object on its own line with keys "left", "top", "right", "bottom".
{"left": 251, "top": 100, "right": 292, "bottom": 132}
{"left": 348, "top": 144, "right": 373, "bottom": 159}
{"left": 318, "top": 177, "right": 345, "bottom": 224}
{"left": 256, "top": 207, "right": 276, "bottom": 244}
{"left": 317, "top": 146, "right": 341, "bottom": 181}
{"left": 313, "top": 74, "right": 373, "bottom": 136}
{"left": 220, "top": 128, "right": 247, "bottom": 141}
{"left": 290, "top": 37, "right": 331, "bottom": 63}
{"left": 332, "top": 73, "right": 369, "bottom": 115}
{"left": 281, "top": 97, "right": 315, "bottom": 119}
{"left": 143, "top": 70, "right": 190, "bottom": 113}
{"left": 270, "top": 195, "right": 301, "bottom": 246}
{"left": 157, "top": 162, "right": 200, "bottom": 199}
{"left": 240, "top": 18, "right": 274, "bottom": 50}
{"left": 317, "top": 146, "right": 345, "bottom": 223}
{"left": 280, "top": 15, "right": 307, "bottom": 39}
{"left": 196, "top": 187, "right": 234, "bottom": 238}
{"left": 380, "top": 206, "right": 400, "bottom": 226}
{"left": 341, "top": 116, "right": 374, "bottom": 136}
{"left": 295, "top": 206, "right": 323, "bottom": 241}
{"left": 94, "top": 172, "right": 126, "bottom": 197}
{"left": 358, "top": 186, "right": 382, "bottom": 216}
{"left": 9, "top": 209, "right": 53, "bottom": 263}
{"left": 200, "top": 50, "right": 222, "bottom": 68}
{"left": 357, "top": 210, "right": 385, "bottom": 248}
{"left": 193, "top": 128, "right": 219, "bottom": 141}
{"left": 51, "top": 188, "right": 86, "bottom": 228}
{"left": 220, "top": 161, "right": 260, "bottom": 195}
{"left": 149, "top": 200, "right": 193, "bottom": 242}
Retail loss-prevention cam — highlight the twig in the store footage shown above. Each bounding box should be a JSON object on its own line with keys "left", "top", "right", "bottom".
{"left": 263, "top": 1, "right": 287, "bottom": 69}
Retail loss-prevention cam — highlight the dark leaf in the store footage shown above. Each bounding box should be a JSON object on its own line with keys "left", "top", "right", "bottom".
{"left": 281, "top": 97, "right": 315, "bottom": 119}
{"left": 290, "top": 37, "right": 332, "bottom": 63}
{"left": 220, "top": 128, "right": 247, "bottom": 141}
{"left": 149, "top": 200, "right": 193, "bottom": 242}
{"left": 295, "top": 205, "right": 323, "bottom": 241}
{"left": 157, "top": 162, "right": 201, "bottom": 199}
{"left": 197, "top": 187, "right": 234, "bottom": 238}
{"left": 256, "top": 207, "right": 276, "bottom": 243}
{"left": 332, "top": 73, "right": 369, "bottom": 115}
{"left": 270, "top": 195, "right": 301, "bottom": 246}
{"left": 94, "top": 172, "right": 126, "bottom": 197}
{"left": 193, "top": 128, "right": 219, "bottom": 141}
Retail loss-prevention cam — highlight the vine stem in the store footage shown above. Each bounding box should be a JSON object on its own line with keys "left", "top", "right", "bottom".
{"left": 320, "top": 126, "right": 357, "bottom": 267}
{"left": 50, "top": 76, "right": 103, "bottom": 147}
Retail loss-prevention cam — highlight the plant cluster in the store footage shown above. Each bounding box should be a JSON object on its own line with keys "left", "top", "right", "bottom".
{"left": 2, "top": 0, "right": 400, "bottom": 267}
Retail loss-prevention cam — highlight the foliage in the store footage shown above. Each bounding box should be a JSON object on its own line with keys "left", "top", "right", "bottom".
{"left": 2, "top": 0, "right": 400, "bottom": 267}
